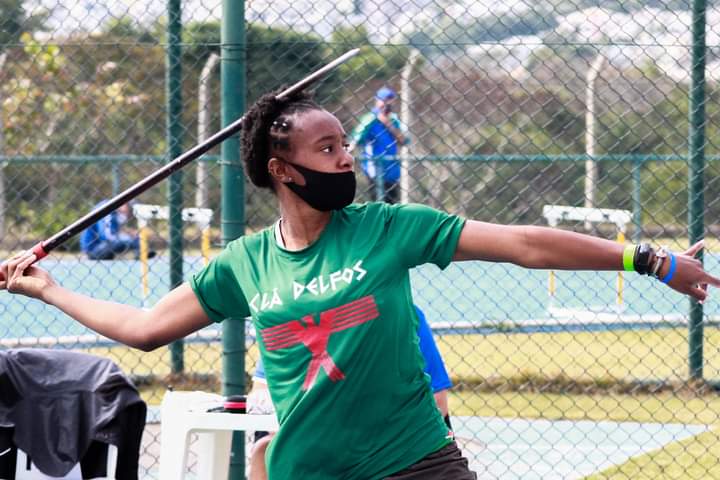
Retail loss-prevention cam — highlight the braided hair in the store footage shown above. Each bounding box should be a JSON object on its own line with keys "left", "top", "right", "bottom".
{"left": 240, "top": 88, "right": 321, "bottom": 189}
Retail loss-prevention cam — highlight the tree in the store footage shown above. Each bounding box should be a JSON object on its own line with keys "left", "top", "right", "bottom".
{"left": 2, "top": 33, "right": 159, "bottom": 245}
{"left": 0, "top": 0, "right": 48, "bottom": 49}
{"left": 103, "top": 17, "right": 156, "bottom": 43}
{"left": 0, "top": 0, "right": 49, "bottom": 239}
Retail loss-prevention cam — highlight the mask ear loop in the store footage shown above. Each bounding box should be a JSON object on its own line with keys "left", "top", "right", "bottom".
{"left": 268, "top": 156, "right": 295, "bottom": 184}
{"left": 280, "top": 157, "right": 308, "bottom": 186}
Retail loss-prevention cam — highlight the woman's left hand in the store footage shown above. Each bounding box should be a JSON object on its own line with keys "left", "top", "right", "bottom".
{"left": 665, "top": 241, "right": 720, "bottom": 302}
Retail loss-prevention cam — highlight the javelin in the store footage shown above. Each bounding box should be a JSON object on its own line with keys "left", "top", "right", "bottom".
{"left": 27, "top": 48, "right": 361, "bottom": 262}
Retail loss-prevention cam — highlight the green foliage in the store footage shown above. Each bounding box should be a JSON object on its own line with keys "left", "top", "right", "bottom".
{"left": 329, "top": 26, "right": 409, "bottom": 83}
{"left": 246, "top": 24, "right": 335, "bottom": 103}
{"left": 3, "top": 32, "right": 164, "bottom": 157}
{"left": 3, "top": 16, "right": 719, "bottom": 241}
{"left": 16, "top": 194, "right": 88, "bottom": 251}
{"left": 182, "top": 21, "right": 345, "bottom": 104}
{"left": 456, "top": 91, "right": 586, "bottom": 223}
{"left": 182, "top": 20, "right": 221, "bottom": 61}
{"left": 102, "top": 17, "right": 157, "bottom": 43}
{"left": 0, "top": 0, "right": 48, "bottom": 49}
{"left": 21, "top": 32, "right": 63, "bottom": 73}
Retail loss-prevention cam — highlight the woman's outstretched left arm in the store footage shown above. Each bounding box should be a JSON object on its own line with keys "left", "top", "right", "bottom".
{"left": 453, "top": 220, "right": 720, "bottom": 302}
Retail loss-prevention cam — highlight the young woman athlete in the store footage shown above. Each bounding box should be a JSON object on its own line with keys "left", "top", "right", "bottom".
{"left": 2, "top": 89, "right": 718, "bottom": 480}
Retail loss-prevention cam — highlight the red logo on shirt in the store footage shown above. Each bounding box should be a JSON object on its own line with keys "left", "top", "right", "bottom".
{"left": 260, "top": 295, "right": 379, "bottom": 390}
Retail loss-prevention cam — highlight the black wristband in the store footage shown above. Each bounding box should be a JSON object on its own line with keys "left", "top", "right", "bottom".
{"left": 633, "top": 243, "right": 654, "bottom": 275}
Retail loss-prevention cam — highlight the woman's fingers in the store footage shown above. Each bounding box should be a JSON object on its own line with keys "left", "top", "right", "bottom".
{"left": 0, "top": 254, "right": 14, "bottom": 282}
{"left": 684, "top": 240, "right": 705, "bottom": 257}
{"left": 688, "top": 284, "right": 708, "bottom": 303}
{"left": 14, "top": 254, "right": 37, "bottom": 277}
{"left": 702, "top": 271, "right": 720, "bottom": 288}
{"left": 6, "top": 253, "right": 26, "bottom": 279}
{"left": 6, "top": 253, "right": 37, "bottom": 293}
{"left": 4, "top": 257, "right": 18, "bottom": 283}
{"left": 4, "top": 251, "right": 26, "bottom": 272}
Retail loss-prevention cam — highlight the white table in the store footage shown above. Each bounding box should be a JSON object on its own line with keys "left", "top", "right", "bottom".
{"left": 159, "top": 391, "right": 279, "bottom": 480}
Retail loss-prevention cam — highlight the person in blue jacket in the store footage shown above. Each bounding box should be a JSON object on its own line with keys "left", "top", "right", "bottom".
{"left": 80, "top": 201, "right": 140, "bottom": 260}
{"left": 350, "top": 86, "right": 410, "bottom": 204}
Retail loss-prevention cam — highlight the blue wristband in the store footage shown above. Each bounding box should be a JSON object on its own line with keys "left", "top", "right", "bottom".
{"left": 660, "top": 253, "right": 677, "bottom": 284}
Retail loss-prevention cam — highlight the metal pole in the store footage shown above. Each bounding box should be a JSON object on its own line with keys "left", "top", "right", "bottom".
{"left": 166, "top": 0, "right": 184, "bottom": 374}
{"left": 400, "top": 49, "right": 419, "bottom": 204}
{"left": 632, "top": 159, "right": 642, "bottom": 243}
{"left": 197, "top": 53, "right": 220, "bottom": 209}
{"left": 222, "top": 1, "right": 247, "bottom": 478}
{"left": 111, "top": 162, "right": 120, "bottom": 197}
{"left": 584, "top": 53, "right": 605, "bottom": 230}
{"left": 688, "top": 0, "right": 707, "bottom": 380}
{"left": 374, "top": 160, "right": 384, "bottom": 201}
{"left": 0, "top": 53, "right": 7, "bottom": 239}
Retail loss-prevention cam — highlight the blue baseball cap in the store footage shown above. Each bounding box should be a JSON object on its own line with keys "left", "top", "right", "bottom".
{"left": 375, "top": 87, "right": 397, "bottom": 101}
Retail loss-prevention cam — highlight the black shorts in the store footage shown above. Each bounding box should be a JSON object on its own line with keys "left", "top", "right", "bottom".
{"left": 384, "top": 441, "right": 477, "bottom": 480}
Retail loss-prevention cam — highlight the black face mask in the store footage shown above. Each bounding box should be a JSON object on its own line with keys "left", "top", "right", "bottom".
{"left": 285, "top": 162, "right": 356, "bottom": 211}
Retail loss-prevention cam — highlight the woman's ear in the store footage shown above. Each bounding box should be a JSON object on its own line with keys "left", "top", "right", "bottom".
{"left": 268, "top": 157, "right": 292, "bottom": 184}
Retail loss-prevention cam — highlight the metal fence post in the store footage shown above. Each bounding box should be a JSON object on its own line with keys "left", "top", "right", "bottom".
{"left": 374, "top": 158, "right": 385, "bottom": 201}
{"left": 584, "top": 53, "right": 605, "bottom": 231}
{"left": 688, "top": 0, "right": 707, "bottom": 381}
{"left": 400, "top": 49, "right": 419, "bottom": 204}
{"left": 111, "top": 161, "right": 120, "bottom": 197}
{"left": 632, "top": 158, "right": 642, "bottom": 243}
{"left": 166, "top": 0, "right": 185, "bottom": 374}
{"left": 0, "top": 53, "right": 6, "bottom": 239}
{"left": 221, "top": 1, "right": 247, "bottom": 478}
{"left": 197, "top": 52, "right": 220, "bottom": 209}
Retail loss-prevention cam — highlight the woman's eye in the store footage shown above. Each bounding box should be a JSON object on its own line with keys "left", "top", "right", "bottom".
{"left": 322, "top": 146, "right": 333, "bottom": 153}
{"left": 343, "top": 143, "right": 351, "bottom": 152}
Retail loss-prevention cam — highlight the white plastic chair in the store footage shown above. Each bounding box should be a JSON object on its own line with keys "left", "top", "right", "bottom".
{"left": 159, "top": 391, "right": 278, "bottom": 480}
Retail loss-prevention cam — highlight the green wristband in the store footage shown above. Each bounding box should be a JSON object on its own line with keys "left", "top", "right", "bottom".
{"left": 623, "top": 244, "right": 636, "bottom": 272}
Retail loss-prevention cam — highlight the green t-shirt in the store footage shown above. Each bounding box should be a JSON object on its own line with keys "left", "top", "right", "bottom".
{"left": 191, "top": 202, "right": 465, "bottom": 479}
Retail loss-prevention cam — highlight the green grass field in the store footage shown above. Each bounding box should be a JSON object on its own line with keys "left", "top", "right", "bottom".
{"left": 449, "top": 391, "right": 720, "bottom": 479}
{"left": 587, "top": 428, "right": 720, "bottom": 479}
{"left": 85, "top": 327, "right": 720, "bottom": 400}
{"left": 437, "top": 328, "right": 720, "bottom": 385}
{"left": 81, "top": 327, "right": 720, "bottom": 479}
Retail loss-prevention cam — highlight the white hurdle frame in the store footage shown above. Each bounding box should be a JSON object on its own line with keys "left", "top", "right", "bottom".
{"left": 542, "top": 205, "right": 632, "bottom": 308}
{"left": 133, "top": 204, "right": 214, "bottom": 297}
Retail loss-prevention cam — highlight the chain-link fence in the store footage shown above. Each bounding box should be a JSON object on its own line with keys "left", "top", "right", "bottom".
{"left": 2, "top": 1, "right": 720, "bottom": 478}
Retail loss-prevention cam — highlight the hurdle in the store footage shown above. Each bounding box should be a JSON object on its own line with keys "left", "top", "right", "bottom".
{"left": 543, "top": 205, "right": 632, "bottom": 312}
{"left": 133, "top": 204, "right": 214, "bottom": 297}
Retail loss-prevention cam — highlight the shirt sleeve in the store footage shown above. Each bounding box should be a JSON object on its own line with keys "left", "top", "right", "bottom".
{"left": 190, "top": 244, "right": 251, "bottom": 323}
{"left": 100, "top": 214, "right": 117, "bottom": 242}
{"left": 254, "top": 357, "right": 266, "bottom": 380}
{"left": 386, "top": 203, "right": 466, "bottom": 270}
{"left": 391, "top": 114, "right": 411, "bottom": 146}
{"left": 415, "top": 306, "right": 452, "bottom": 392}
{"left": 351, "top": 112, "right": 376, "bottom": 146}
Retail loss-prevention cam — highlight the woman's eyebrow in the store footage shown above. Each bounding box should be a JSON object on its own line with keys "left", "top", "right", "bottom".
{"left": 313, "top": 133, "right": 346, "bottom": 144}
